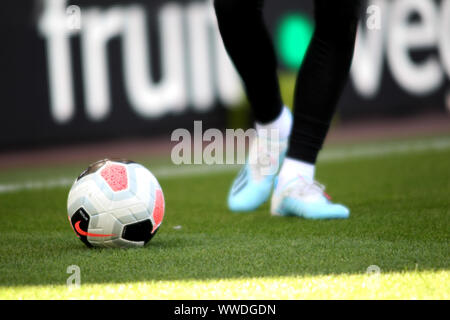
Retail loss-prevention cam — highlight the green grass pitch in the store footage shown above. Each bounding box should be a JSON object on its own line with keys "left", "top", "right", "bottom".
{"left": 0, "top": 136, "right": 449, "bottom": 299}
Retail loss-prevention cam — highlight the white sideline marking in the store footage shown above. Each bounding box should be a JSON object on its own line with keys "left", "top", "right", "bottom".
{"left": 0, "top": 137, "right": 449, "bottom": 194}
{"left": 319, "top": 136, "right": 450, "bottom": 162}
{"left": 0, "top": 177, "right": 75, "bottom": 194}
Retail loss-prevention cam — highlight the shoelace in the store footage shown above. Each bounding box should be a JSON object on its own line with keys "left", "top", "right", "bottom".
{"left": 287, "top": 177, "right": 331, "bottom": 200}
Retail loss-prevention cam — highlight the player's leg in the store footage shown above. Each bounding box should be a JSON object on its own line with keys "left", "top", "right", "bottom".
{"left": 214, "top": 0, "right": 293, "bottom": 212}
{"left": 214, "top": 0, "right": 282, "bottom": 123}
{"left": 272, "top": 0, "right": 361, "bottom": 219}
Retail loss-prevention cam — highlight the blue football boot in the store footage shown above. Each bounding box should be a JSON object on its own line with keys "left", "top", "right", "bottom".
{"left": 228, "top": 133, "right": 289, "bottom": 212}
{"left": 271, "top": 176, "right": 350, "bottom": 219}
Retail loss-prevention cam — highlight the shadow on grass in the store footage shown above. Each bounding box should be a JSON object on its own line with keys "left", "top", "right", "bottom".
{"left": 1, "top": 212, "right": 448, "bottom": 287}
{"left": 0, "top": 148, "right": 449, "bottom": 287}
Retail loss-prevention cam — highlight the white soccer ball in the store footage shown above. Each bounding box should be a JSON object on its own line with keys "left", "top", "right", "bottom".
{"left": 67, "top": 159, "right": 165, "bottom": 248}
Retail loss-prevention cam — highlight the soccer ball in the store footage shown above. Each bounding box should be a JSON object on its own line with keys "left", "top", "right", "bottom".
{"left": 67, "top": 159, "right": 165, "bottom": 248}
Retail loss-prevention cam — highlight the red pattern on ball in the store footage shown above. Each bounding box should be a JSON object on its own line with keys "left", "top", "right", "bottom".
{"left": 152, "top": 189, "right": 164, "bottom": 233}
{"left": 100, "top": 164, "right": 128, "bottom": 192}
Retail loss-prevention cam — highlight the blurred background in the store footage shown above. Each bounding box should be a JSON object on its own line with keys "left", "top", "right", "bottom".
{"left": 0, "top": 0, "right": 449, "bottom": 166}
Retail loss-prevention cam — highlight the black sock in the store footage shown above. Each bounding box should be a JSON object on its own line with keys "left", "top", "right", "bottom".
{"left": 214, "top": 0, "right": 283, "bottom": 124}
{"left": 288, "top": 0, "right": 361, "bottom": 164}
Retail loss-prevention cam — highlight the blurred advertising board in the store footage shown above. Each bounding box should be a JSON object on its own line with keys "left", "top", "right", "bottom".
{"left": 0, "top": 0, "right": 448, "bottom": 148}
